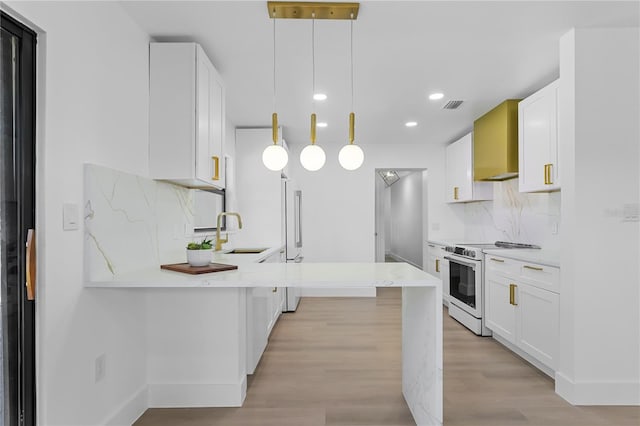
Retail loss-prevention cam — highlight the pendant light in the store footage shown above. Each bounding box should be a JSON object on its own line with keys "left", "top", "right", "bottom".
{"left": 262, "top": 15, "right": 289, "bottom": 171}
{"left": 299, "top": 15, "right": 326, "bottom": 172}
{"left": 338, "top": 16, "right": 364, "bottom": 171}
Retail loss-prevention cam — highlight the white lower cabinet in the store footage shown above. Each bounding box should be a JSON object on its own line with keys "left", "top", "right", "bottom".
{"left": 516, "top": 283, "right": 559, "bottom": 369}
{"left": 426, "top": 243, "right": 447, "bottom": 305}
{"left": 246, "top": 249, "right": 285, "bottom": 374}
{"left": 485, "top": 274, "right": 517, "bottom": 342}
{"left": 247, "top": 287, "right": 269, "bottom": 374}
{"left": 485, "top": 255, "right": 559, "bottom": 372}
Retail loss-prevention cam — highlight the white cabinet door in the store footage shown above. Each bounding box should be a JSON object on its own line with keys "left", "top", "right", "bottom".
{"left": 445, "top": 133, "right": 492, "bottom": 203}
{"left": 426, "top": 247, "right": 439, "bottom": 276}
{"left": 246, "top": 286, "right": 269, "bottom": 374}
{"left": 445, "top": 135, "right": 466, "bottom": 202}
{"left": 518, "top": 80, "right": 560, "bottom": 193}
{"left": 427, "top": 244, "right": 446, "bottom": 305}
{"left": 485, "top": 273, "right": 517, "bottom": 343}
{"left": 516, "top": 283, "right": 559, "bottom": 370}
{"left": 150, "top": 42, "right": 225, "bottom": 189}
{"left": 262, "top": 250, "right": 284, "bottom": 336}
{"left": 208, "top": 61, "right": 225, "bottom": 188}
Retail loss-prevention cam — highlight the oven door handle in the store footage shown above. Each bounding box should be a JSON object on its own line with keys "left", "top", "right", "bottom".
{"left": 444, "top": 256, "right": 477, "bottom": 269}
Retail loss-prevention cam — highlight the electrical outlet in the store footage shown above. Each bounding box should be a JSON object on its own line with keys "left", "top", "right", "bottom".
{"left": 95, "top": 354, "right": 106, "bottom": 383}
{"left": 551, "top": 222, "right": 558, "bottom": 235}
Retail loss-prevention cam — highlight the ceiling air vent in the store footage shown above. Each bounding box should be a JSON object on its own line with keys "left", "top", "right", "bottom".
{"left": 442, "top": 100, "right": 464, "bottom": 110}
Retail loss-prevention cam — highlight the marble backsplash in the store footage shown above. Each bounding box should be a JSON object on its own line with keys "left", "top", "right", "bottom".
{"left": 84, "top": 164, "right": 195, "bottom": 281}
{"left": 464, "top": 178, "right": 560, "bottom": 250}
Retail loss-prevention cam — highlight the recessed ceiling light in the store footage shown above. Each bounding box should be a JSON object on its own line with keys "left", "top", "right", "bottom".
{"left": 317, "top": 122, "right": 328, "bottom": 128}
{"left": 405, "top": 121, "right": 418, "bottom": 127}
{"left": 429, "top": 93, "right": 444, "bottom": 100}
{"left": 313, "top": 93, "right": 327, "bottom": 101}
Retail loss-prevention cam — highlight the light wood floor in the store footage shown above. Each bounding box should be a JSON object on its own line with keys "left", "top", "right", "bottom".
{"left": 134, "top": 288, "right": 640, "bottom": 425}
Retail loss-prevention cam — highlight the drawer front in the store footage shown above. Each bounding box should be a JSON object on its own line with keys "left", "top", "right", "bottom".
{"left": 485, "top": 255, "right": 518, "bottom": 277}
{"left": 518, "top": 262, "right": 560, "bottom": 293}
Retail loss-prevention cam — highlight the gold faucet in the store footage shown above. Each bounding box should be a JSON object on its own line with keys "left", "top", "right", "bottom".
{"left": 215, "top": 212, "right": 243, "bottom": 251}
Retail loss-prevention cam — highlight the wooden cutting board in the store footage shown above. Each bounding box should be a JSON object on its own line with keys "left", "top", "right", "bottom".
{"left": 160, "top": 262, "right": 238, "bottom": 275}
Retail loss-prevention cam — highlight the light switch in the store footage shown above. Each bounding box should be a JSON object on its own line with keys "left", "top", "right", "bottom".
{"left": 63, "top": 203, "right": 79, "bottom": 231}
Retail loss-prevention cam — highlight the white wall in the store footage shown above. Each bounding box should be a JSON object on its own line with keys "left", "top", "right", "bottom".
{"left": 233, "top": 128, "right": 284, "bottom": 248}
{"left": 4, "top": 2, "right": 151, "bottom": 424}
{"left": 389, "top": 171, "right": 424, "bottom": 268}
{"left": 557, "top": 28, "right": 640, "bottom": 405}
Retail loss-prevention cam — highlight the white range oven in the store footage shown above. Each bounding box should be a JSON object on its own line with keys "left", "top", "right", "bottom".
{"left": 443, "top": 241, "right": 540, "bottom": 336}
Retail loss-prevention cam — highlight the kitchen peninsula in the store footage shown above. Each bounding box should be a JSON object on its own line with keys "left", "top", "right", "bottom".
{"left": 88, "top": 254, "right": 442, "bottom": 426}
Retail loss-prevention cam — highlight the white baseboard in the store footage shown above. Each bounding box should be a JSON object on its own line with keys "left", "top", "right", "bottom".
{"left": 148, "top": 376, "right": 247, "bottom": 408}
{"left": 299, "top": 287, "right": 376, "bottom": 297}
{"left": 555, "top": 372, "right": 640, "bottom": 405}
{"left": 102, "top": 385, "right": 148, "bottom": 426}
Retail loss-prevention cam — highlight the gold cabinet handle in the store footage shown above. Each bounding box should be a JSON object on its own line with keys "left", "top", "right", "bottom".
{"left": 435, "top": 258, "right": 440, "bottom": 273}
{"left": 509, "top": 283, "right": 517, "bottom": 306}
{"left": 524, "top": 265, "right": 543, "bottom": 271}
{"left": 543, "top": 164, "right": 548, "bottom": 185}
{"left": 26, "top": 229, "right": 36, "bottom": 301}
{"left": 490, "top": 257, "right": 505, "bottom": 263}
{"left": 212, "top": 156, "right": 220, "bottom": 181}
{"left": 544, "top": 163, "right": 553, "bottom": 185}
{"left": 272, "top": 287, "right": 277, "bottom": 293}
{"left": 453, "top": 186, "right": 459, "bottom": 200}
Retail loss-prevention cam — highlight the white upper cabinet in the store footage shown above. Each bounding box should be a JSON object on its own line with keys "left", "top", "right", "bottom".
{"left": 518, "top": 80, "right": 560, "bottom": 193}
{"left": 149, "top": 42, "right": 225, "bottom": 189}
{"left": 445, "top": 133, "right": 493, "bottom": 203}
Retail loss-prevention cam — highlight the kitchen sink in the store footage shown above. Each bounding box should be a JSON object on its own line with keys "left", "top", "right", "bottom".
{"left": 225, "top": 248, "right": 268, "bottom": 254}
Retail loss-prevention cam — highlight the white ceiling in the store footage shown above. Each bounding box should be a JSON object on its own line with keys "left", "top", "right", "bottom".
{"left": 121, "top": 1, "right": 638, "bottom": 146}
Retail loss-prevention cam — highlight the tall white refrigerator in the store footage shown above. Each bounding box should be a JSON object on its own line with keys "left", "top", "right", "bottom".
{"left": 282, "top": 178, "right": 302, "bottom": 311}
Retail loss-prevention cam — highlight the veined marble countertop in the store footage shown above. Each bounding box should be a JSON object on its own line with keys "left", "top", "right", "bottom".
{"left": 483, "top": 248, "right": 560, "bottom": 268}
{"left": 86, "top": 260, "right": 441, "bottom": 289}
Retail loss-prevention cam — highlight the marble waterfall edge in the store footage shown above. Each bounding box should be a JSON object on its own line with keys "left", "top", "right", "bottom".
{"left": 84, "top": 164, "right": 195, "bottom": 281}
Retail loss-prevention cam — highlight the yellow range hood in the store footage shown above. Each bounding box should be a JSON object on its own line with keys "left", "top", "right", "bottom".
{"left": 473, "top": 99, "right": 520, "bottom": 181}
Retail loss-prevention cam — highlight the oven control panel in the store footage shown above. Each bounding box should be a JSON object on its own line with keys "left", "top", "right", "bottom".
{"left": 445, "top": 246, "right": 478, "bottom": 259}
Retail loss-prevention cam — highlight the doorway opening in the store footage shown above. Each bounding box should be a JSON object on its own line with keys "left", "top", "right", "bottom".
{"left": 374, "top": 169, "right": 427, "bottom": 269}
{"left": 1, "top": 11, "right": 37, "bottom": 426}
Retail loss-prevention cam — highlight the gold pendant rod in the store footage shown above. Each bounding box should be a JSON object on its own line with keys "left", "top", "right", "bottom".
{"left": 310, "top": 113, "right": 317, "bottom": 144}
{"left": 349, "top": 112, "right": 355, "bottom": 144}
{"left": 268, "top": 2, "right": 359, "bottom": 20}
{"left": 272, "top": 112, "right": 279, "bottom": 144}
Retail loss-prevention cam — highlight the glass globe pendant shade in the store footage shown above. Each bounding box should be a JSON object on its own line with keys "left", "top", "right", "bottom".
{"left": 262, "top": 144, "right": 289, "bottom": 171}
{"left": 300, "top": 144, "right": 326, "bottom": 171}
{"left": 338, "top": 143, "right": 364, "bottom": 171}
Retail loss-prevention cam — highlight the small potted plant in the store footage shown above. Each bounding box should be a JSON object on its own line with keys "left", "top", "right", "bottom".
{"left": 186, "top": 237, "right": 213, "bottom": 267}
